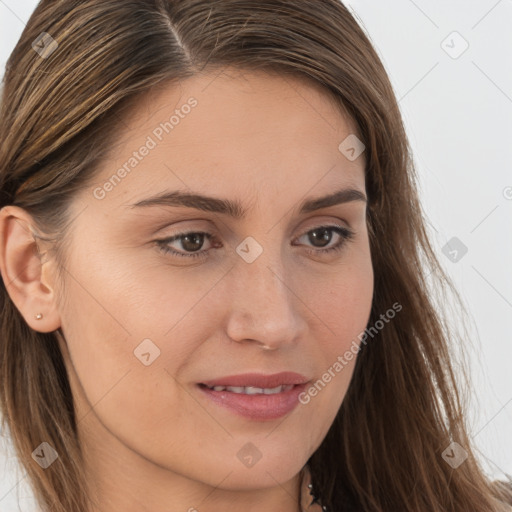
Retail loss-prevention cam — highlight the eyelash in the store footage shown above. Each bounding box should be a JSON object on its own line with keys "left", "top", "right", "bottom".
{"left": 155, "top": 224, "right": 355, "bottom": 260}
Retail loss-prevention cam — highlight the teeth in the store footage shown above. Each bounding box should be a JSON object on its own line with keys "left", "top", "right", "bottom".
{"left": 262, "top": 385, "right": 294, "bottom": 394}
{"left": 207, "top": 384, "right": 294, "bottom": 394}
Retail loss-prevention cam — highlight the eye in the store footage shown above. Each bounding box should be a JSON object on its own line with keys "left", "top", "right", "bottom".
{"left": 156, "top": 231, "right": 216, "bottom": 260}
{"left": 155, "top": 224, "right": 355, "bottom": 260}
{"left": 293, "top": 224, "right": 355, "bottom": 256}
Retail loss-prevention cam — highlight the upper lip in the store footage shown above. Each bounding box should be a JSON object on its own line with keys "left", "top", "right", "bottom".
{"left": 200, "top": 372, "right": 309, "bottom": 388}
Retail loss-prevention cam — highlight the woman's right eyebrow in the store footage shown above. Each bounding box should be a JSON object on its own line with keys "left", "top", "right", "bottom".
{"left": 126, "top": 187, "right": 367, "bottom": 219}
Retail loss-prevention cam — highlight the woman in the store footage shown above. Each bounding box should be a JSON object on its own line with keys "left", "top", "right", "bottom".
{"left": 0, "top": 1, "right": 510, "bottom": 511}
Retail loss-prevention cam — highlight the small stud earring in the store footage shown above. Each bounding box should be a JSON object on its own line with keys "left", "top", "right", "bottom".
{"left": 35, "top": 313, "right": 43, "bottom": 320}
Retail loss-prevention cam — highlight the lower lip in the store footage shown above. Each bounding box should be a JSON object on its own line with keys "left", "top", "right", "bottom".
{"left": 197, "top": 383, "right": 307, "bottom": 420}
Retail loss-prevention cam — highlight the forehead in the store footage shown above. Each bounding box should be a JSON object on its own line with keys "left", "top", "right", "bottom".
{"left": 80, "top": 68, "right": 365, "bottom": 213}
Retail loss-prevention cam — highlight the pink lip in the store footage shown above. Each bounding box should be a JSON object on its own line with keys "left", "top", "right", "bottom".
{"left": 197, "top": 382, "right": 308, "bottom": 421}
{"left": 200, "top": 371, "right": 309, "bottom": 388}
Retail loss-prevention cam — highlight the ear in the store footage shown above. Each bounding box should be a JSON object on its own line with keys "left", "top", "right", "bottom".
{"left": 0, "top": 205, "right": 62, "bottom": 333}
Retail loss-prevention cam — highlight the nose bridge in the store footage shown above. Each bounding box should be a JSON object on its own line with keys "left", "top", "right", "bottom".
{"left": 234, "top": 244, "right": 291, "bottom": 313}
{"left": 225, "top": 240, "right": 304, "bottom": 347}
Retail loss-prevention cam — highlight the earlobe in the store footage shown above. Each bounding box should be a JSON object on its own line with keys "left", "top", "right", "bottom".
{"left": 0, "top": 205, "right": 61, "bottom": 333}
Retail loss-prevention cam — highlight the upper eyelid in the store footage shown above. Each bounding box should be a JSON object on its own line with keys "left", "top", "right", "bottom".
{"left": 159, "top": 215, "right": 352, "bottom": 236}
{"left": 165, "top": 222, "right": 349, "bottom": 241}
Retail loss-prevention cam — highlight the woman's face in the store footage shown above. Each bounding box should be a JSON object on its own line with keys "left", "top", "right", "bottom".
{"left": 46, "top": 69, "right": 373, "bottom": 505}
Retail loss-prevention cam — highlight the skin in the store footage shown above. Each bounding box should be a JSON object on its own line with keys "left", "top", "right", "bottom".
{"left": 0, "top": 68, "right": 373, "bottom": 512}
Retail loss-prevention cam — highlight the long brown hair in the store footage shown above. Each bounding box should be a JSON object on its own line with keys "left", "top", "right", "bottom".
{"left": 1, "top": 1, "right": 511, "bottom": 511}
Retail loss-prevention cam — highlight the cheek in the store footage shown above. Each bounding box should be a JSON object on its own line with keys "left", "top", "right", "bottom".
{"left": 56, "top": 253, "right": 172, "bottom": 411}
{"left": 309, "top": 255, "right": 374, "bottom": 350}
{"left": 58, "top": 269, "right": 198, "bottom": 459}
{"left": 292, "top": 255, "right": 374, "bottom": 420}
{"left": 57, "top": 251, "right": 225, "bottom": 442}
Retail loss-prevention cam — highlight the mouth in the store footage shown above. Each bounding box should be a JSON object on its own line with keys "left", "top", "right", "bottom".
{"left": 196, "top": 380, "right": 309, "bottom": 421}
{"left": 199, "top": 383, "right": 295, "bottom": 394}
{"left": 199, "top": 371, "right": 309, "bottom": 389}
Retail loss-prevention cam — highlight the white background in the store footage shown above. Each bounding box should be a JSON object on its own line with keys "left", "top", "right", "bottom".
{"left": 1, "top": 0, "right": 511, "bottom": 510}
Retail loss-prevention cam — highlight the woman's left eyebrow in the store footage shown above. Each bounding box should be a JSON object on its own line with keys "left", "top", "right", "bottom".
{"left": 126, "top": 187, "right": 367, "bottom": 219}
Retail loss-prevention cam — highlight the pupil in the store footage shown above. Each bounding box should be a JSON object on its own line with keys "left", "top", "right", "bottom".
{"left": 310, "top": 228, "right": 331, "bottom": 247}
{"left": 182, "top": 233, "right": 203, "bottom": 252}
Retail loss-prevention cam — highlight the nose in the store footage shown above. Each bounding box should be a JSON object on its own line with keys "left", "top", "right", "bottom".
{"left": 224, "top": 254, "right": 307, "bottom": 351}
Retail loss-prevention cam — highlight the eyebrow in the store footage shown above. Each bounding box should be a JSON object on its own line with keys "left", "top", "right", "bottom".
{"left": 128, "top": 187, "right": 367, "bottom": 218}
